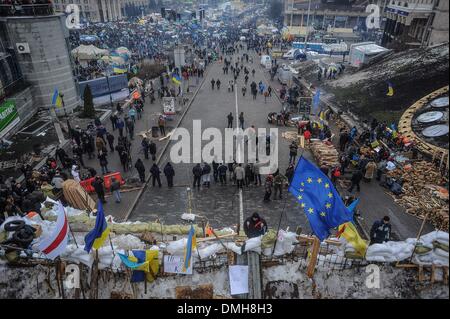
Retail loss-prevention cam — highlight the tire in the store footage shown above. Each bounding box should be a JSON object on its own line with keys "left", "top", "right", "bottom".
{"left": 3, "top": 220, "right": 25, "bottom": 232}
{"left": 12, "top": 231, "right": 34, "bottom": 246}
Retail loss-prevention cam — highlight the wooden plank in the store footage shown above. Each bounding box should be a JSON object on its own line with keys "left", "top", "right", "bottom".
{"left": 306, "top": 237, "right": 320, "bottom": 278}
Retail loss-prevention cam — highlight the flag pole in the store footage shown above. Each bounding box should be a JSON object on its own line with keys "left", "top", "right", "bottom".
{"left": 271, "top": 151, "right": 305, "bottom": 258}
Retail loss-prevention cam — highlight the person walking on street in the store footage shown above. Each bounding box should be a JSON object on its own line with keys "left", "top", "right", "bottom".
{"left": 263, "top": 175, "right": 273, "bottom": 202}
{"left": 192, "top": 164, "right": 202, "bottom": 190}
{"left": 212, "top": 160, "right": 219, "bottom": 183}
{"left": 135, "top": 158, "right": 146, "bottom": 183}
{"left": 216, "top": 79, "right": 221, "bottom": 90}
{"left": 201, "top": 162, "right": 212, "bottom": 188}
{"left": 285, "top": 164, "right": 295, "bottom": 184}
{"left": 117, "top": 117, "right": 125, "bottom": 138}
{"left": 98, "top": 149, "right": 109, "bottom": 175}
{"left": 164, "top": 162, "right": 175, "bottom": 188}
{"left": 106, "top": 132, "right": 115, "bottom": 153}
{"left": 234, "top": 164, "right": 245, "bottom": 189}
{"left": 119, "top": 148, "right": 129, "bottom": 172}
{"left": 110, "top": 177, "right": 121, "bottom": 203}
{"left": 289, "top": 141, "right": 298, "bottom": 164}
{"left": 158, "top": 115, "right": 166, "bottom": 137}
{"left": 227, "top": 112, "right": 234, "bottom": 128}
{"left": 95, "top": 135, "right": 106, "bottom": 153}
{"left": 110, "top": 113, "right": 118, "bottom": 131}
{"left": 211, "top": 79, "right": 215, "bottom": 90}
{"left": 239, "top": 112, "right": 245, "bottom": 130}
{"left": 364, "top": 159, "right": 377, "bottom": 182}
{"left": 370, "top": 216, "right": 391, "bottom": 245}
{"left": 273, "top": 173, "right": 287, "bottom": 199}
{"left": 141, "top": 137, "right": 150, "bottom": 160}
{"left": 149, "top": 140, "right": 157, "bottom": 161}
{"left": 92, "top": 176, "right": 106, "bottom": 204}
{"left": 348, "top": 169, "right": 363, "bottom": 193}
{"left": 253, "top": 161, "right": 262, "bottom": 186}
{"left": 218, "top": 163, "right": 228, "bottom": 185}
{"left": 150, "top": 163, "right": 162, "bottom": 187}
{"left": 126, "top": 116, "right": 134, "bottom": 140}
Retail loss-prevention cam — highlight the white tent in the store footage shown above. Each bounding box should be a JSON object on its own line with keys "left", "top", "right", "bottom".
{"left": 71, "top": 45, "right": 109, "bottom": 60}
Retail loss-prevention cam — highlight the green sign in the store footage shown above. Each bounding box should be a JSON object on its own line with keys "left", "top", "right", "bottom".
{"left": 0, "top": 100, "right": 20, "bottom": 138}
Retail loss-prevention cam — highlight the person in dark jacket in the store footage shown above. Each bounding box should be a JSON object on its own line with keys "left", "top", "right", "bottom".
{"left": 149, "top": 141, "right": 157, "bottom": 161}
{"left": 97, "top": 150, "right": 109, "bottom": 175}
{"left": 135, "top": 159, "right": 146, "bottom": 183}
{"left": 285, "top": 164, "right": 295, "bottom": 184}
{"left": 370, "top": 216, "right": 391, "bottom": 245}
{"left": 192, "top": 164, "right": 202, "bottom": 190}
{"left": 110, "top": 177, "right": 121, "bottom": 203}
{"left": 212, "top": 160, "right": 219, "bottom": 183}
{"left": 116, "top": 118, "right": 125, "bottom": 137}
{"left": 164, "top": 162, "right": 175, "bottom": 187}
{"left": 348, "top": 169, "right": 363, "bottom": 193}
{"left": 218, "top": 163, "right": 228, "bottom": 185}
{"left": 106, "top": 132, "right": 115, "bottom": 152}
{"left": 244, "top": 213, "right": 268, "bottom": 238}
{"left": 92, "top": 176, "right": 106, "bottom": 204}
{"left": 150, "top": 163, "right": 162, "bottom": 187}
{"left": 141, "top": 137, "right": 150, "bottom": 160}
{"left": 201, "top": 162, "right": 211, "bottom": 188}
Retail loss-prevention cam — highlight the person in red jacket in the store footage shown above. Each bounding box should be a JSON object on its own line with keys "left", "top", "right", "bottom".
{"left": 304, "top": 129, "right": 311, "bottom": 145}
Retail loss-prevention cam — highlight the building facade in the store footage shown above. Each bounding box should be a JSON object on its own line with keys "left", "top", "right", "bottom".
{"left": 283, "top": 0, "right": 371, "bottom": 30}
{"left": 53, "top": 0, "right": 148, "bottom": 22}
{"left": 381, "top": 0, "right": 449, "bottom": 49}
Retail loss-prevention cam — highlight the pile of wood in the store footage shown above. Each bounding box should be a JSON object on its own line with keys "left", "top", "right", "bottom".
{"left": 387, "top": 161, "right": 449, "bottom": 230}
{"left": 309, "top": 140, "right": 340, "bottom": 167}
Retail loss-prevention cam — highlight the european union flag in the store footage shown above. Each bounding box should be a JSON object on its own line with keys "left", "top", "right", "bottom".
{"left": 288, "top": 157, "right": 353, "bottom": 241}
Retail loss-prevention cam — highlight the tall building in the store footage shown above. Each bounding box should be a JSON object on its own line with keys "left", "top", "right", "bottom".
{"left": 283, "top": 0, "right": 371, "bottom": 30}
{"left": 381, "top": 0, "right": 449, "bottom": 49}
{"left": 0, "top": 1, "right": 79, "bottom": 139}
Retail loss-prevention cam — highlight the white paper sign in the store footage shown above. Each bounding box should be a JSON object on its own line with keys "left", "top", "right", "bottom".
{"left": 163, "top": 255, "right": 193, "bottom": 275}
{"left": 229, "top": 265, "right": 249, "bottom": 295}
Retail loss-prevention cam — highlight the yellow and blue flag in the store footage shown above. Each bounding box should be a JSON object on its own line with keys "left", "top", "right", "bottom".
{"left": 183, "top": 225, "right": 197, "bottom": 271}
{"left": 288, "top": 157, "right": 353, "bottom": 241}
{"left": 84, "top": 201, "right": 110, "bottom": 252}
{"left": 51, "top": 89, "right": 63, "bottom": 108}
{"left": 337, "top": 199, "right": 368, "bottom": 257}
{"left": 171, "top": 73, "right": 182, "bottom": 85}
{"left": 112, "top": 64, "right": 128, "bottom": 74}
{"left": 120, "top": 250, "right": 160, "bottom": 282}
{"left": 386, "top": 81, "right": 394, "bottom": 96}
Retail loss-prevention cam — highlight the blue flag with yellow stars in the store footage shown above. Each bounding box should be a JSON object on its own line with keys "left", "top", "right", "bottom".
{"left": 288, "top": 157, "right": 353, "bottom": 241}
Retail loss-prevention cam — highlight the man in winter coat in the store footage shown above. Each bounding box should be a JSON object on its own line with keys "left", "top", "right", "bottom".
{"left": 264, "top": 175, "right": 273, "bottom": 202}
{"left": 192, "top": 164, "right": 202, "bottom": 190}
{"left": 201, "top": 163, "right": 212, "bottom": 188}
{"left": 106, "top": 132, "right": 115, "bottom": 152}
{"left": 149, "top": 141, "right": 157, "bottom": 161}
{"left": 370, "top": 216, "right": 391, "bottom": 245}
{"left": 135, "top": 159, "right": 146, "bottom": 183}
{"left": 110, "top": 177, "right": 121, "bottom": 203}
{"left": 273, "top": 173, "right": 288, "bottom": 199}
{"left": 289, "top": 141, "right": 298, "bottom": 164}
{"left": 218, "top": 163, "right": 228, "bottom": 185}
{"left": 364, "top": 160, "right": 378, "bottom": 182}
{"left": 348, "top": 169, "right": 363, "bottom": 193}
{"left": 150, "top": 163, "right": 162, "bottom": 187}
{"left": 164, "top": 162, "right": 175, "bottom": 188}
{"left": 92, "top": 176, "right": 106, "bottom": 204}
{"left": 234, "top": 164, "right": 245, "bottom": 189}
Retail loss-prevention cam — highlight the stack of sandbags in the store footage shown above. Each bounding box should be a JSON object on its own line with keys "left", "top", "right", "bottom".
{"left": 387, "top": 161, "right": 448, "bottom": 230}
{"left": 413, "top": 231, "right": 449, "bottom": 267}
{"left": 365, "top": 239, "right": 417, "bottom": 263}
{"left": 309, "top": 140, "right": 340, "bottom": 167}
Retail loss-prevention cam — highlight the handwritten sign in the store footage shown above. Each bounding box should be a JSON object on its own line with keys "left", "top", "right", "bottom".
{"left": 163, "top": 255, "right": 193, "bottom": 275}
{"left": 229, "top": 265, "right": 249, "bottom": 295}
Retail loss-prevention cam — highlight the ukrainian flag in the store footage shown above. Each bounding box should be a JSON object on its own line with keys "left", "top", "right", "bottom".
{"left": 171, "top": 73, "right": 182, "bottom": 85}
{"left": 183, "top": 225, "right": 197, "bottom": 271}
{"left": 112, "top": 64, "right": 128, "bottom": 74}
{"left": 386, "top": 81, "right": 394, "bottom": 97}
{"left": 337, "top": 199, "right": 368, "bottom": 257}
{"left": 51, "top": 89, "right": 63, "bottom": 108}
{"left": 84, "top": 201, "right": 110, "bottom": 253}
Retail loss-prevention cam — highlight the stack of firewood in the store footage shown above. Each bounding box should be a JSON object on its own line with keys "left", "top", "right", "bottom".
{"left": 387, "top": 161, "right": 448, "bottom": 230}
{"left": 309, "top": 140, "right": 340, "bottom": 167}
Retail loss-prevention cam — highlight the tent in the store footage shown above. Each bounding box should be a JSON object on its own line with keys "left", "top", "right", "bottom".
{"left": 62, "top": 179, "right": 96, "bottom": 211}
{"left": 72, "top": 45, "right": 109, "bottom": 60}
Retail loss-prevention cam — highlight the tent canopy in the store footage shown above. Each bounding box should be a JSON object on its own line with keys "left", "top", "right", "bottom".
{"left": 72, "top": 45, "right": 109, "bottom": 60}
